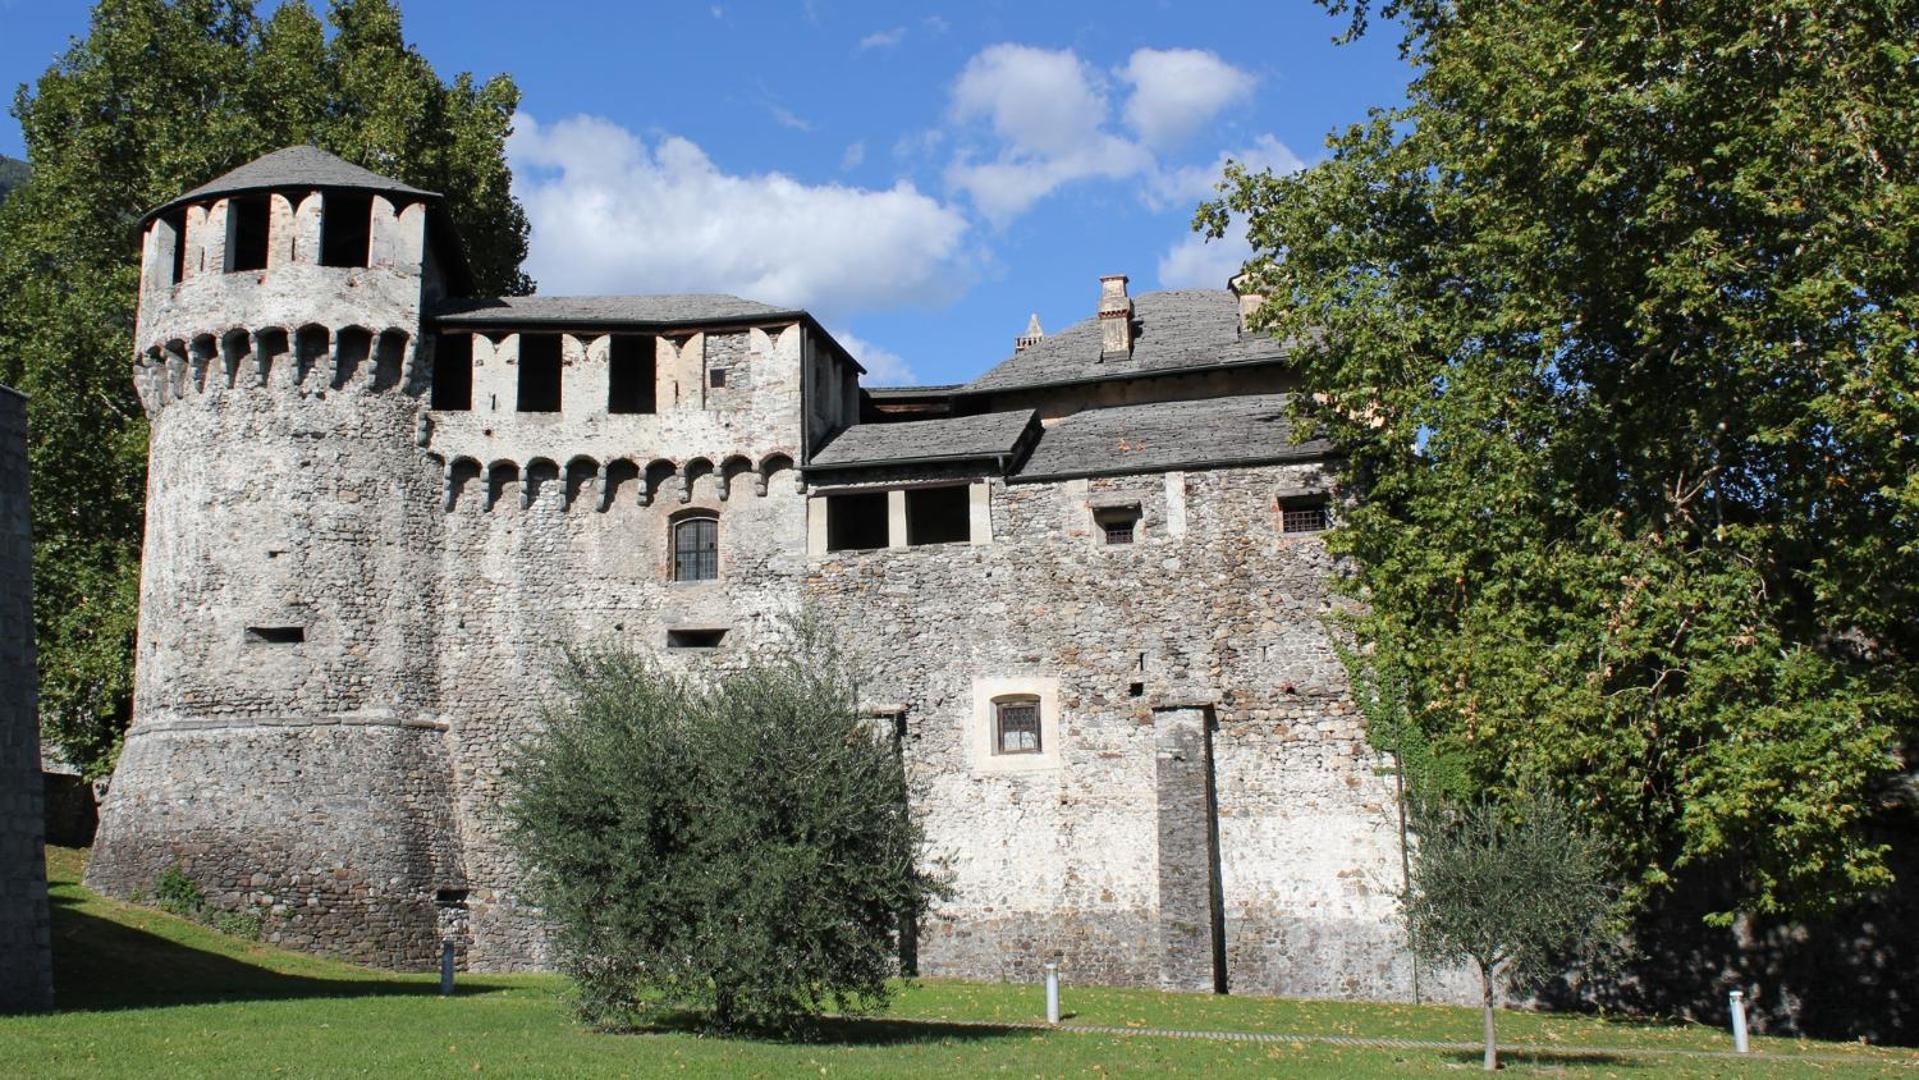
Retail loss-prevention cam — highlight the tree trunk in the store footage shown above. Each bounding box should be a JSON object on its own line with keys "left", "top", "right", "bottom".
{"left": 1480, "top": 961, "right": 1499, "bottom": 1071}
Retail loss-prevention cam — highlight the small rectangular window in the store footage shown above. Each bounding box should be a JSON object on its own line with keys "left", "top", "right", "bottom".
{"left": 245, "top": 626, "right": 305, "bottom": 644}
{"left": 517, "top": 334, "right": 563, "bottom": 412}
{"left": 1093, "top": 503, "right": 1141, "bottom": 545}
{"left": 906, "top": 486, "right": 969, "bottom": 546}
{"left": 607, "top": 334, "right": 656, "bottom": 414}
{"left": 826, "top": 491, "right": 889, "bottom": 552}
{"left": 430, "top": 333, "right": 473, "bottom": 410}
{"left": 320, "top": 191, "right": 373, "bottom": 268}
{"left": 1280, "top": 500, "right": 1329, "bottom": 534}
{"left": 673, "top": 515, "right": 719, "bottom": 582}
{"left": 994, "top": 698, "right": 1041, "bottom": 754}
{"left": 709, "top": 368, "right": 728, "bottom": 388}
{"left": 666, "top": 628, "right": 727, "bottom": 649}
{"left": 226, "top": 195, "right": 270, "bottom": 272}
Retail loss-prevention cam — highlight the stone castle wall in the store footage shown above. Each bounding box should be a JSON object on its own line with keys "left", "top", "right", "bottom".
{"left": 805, "top": 463, "right": 1429, "bottom": 998}
{"left": 0, "top": 385, "right": 53, "bottom": 1013}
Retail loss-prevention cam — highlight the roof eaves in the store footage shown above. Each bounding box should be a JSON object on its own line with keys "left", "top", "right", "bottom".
{"left": 1009, "top": 443, "right": 1340, "bottom": 485}
{"left": 958, "top": 350, "right": 1290, "bottom": 397}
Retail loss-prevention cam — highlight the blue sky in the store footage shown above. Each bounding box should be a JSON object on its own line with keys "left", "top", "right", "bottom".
{"left": 0, "top": 1, "right": 1410, "bottom": 385}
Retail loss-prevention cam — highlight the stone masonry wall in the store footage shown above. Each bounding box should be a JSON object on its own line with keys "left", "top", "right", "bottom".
{"left": 0, "top": 385, "right": 52, "bottom": 1013}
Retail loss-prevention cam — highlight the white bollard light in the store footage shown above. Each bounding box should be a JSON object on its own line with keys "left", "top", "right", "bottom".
{"left": 1729, "top": 989, "right": 1750, "bottom": 1053}
{"left": 1044, "top": 961, "right": 1061, "bottom": 1025}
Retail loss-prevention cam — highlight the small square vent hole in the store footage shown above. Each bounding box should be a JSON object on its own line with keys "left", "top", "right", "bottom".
{"left": 246, "top": 626, "right": 305, "bottom": 644}
{"left": 666, "top": 628, "right": 727, "bottom": 649}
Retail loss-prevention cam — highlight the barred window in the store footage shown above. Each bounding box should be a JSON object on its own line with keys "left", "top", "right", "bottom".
{"left": 673, "top": 515, "right": 718, "bottom": 582}
{"left": 1280, "top": 500, "right": 1329, "bottom": 534}
{"left": 994, "top": 696, "right": 1042, "bottom": 755}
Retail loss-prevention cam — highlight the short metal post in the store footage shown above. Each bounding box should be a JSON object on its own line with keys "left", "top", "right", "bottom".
{"left": 1729, "top": 989, "right": 1749, "bottom": 1053}
{"left": 1044, "top": 961, "right": 1060, "bottom": 1025}
{"left": 440, "top": 939, "right": 455, "bottom": 996}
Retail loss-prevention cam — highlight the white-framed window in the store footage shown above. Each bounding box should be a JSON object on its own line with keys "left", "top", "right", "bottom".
{"left": 992, "top": 695, "right": 1042, "bottom": 754}
{"left": 971, "top": 677, "right": 1060, "bottom": 773}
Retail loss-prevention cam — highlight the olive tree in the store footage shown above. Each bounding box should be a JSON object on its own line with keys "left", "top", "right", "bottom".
{"left": 1405, "top": 794, "right": 1611, "bottom": 1070}
{"left": 504, "top": 618, "right": 944, "bottom": 1032}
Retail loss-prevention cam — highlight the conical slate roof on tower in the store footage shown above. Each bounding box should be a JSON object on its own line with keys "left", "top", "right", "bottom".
{"left": 145, "top": 145, "right": 438, "bottom": 220}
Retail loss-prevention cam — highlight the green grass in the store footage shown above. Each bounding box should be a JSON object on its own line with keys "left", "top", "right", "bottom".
{"left": 4, "top": 847, "right": 1910, "bottom": 1077}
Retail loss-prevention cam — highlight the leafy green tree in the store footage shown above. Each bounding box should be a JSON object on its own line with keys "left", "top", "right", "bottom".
{"left": 0, "top": 0, "right": 532, "bottom": 776}
{"left": 1204, "top": 1, "right": 1919, "bottom": 921}
{"left": 504, "top": 619, "right": 945, "bottom": 1033}
{"left": 1406, "top": 794, "right": 1611, "bottom": 1071}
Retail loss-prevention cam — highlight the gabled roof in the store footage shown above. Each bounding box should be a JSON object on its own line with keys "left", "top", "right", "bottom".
{"left": 433, "top": 294, "right": 798, "bottom": 329}
{"left": 145, "top": 145, "right": 438, "bottom": 221}
{"left": 808, "top": 410, "right": 1040, "bottom": 471}
{"left": 1012, "top": 393, "right": 1331, "bottom": 481}
{"left": 965, "top": 290, "right": 1285, "bottom": 394}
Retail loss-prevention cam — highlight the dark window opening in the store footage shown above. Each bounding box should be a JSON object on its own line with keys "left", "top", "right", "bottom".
{"left": 667, "top": 627, "right": 727, "bottom": 649}
{"left": 1280, "top": 500, "right": 1329, "bottom": 534}
{"left": 162, "top": 208, "right": 188, "bottom": 285}
{"left": 434, "top": 888, "right": 470, "bottom": 909}
{"left": 826, "top": 491, "right": 889, "bottom": 552}
{"left": 607, "top": 334, "right": 656, "bottom": 414}
{"left": 517, "top": 334, "right": 562, "bottom": 412}
{"left": 431, "top": 333, "right": 473, "bottom": 410}
{"left": 709, "top": 368, "right": 728, "bottom": 388}
{"left": 1095, "top": 504, "right": 1141, "bottom": 545}
{"left": 320, "top": 191, "right": 373, "bottom": 268}
{"left": 994, "top": 697, "right": 1042, "bottom": 755}
{"left": 673, "top": 515, "right": 719, "bottom": 582}
{"left": 906, "top": 486, "right": 970, "bottom": 546}
{"left": 1129, "top": 681, "right": 1145, "bottom": 698}
{"left": 227, "top": 195, "right": 270, "bottom": 272}
{"left": 245, "top": 626, "right": 305, "bottom": 644}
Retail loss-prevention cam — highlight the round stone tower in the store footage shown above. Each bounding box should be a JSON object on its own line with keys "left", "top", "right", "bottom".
{"left": 87, "top": 147, "right": 465, "bottom": 968}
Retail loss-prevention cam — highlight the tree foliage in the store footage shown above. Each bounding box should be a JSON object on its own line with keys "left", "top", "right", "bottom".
{"left": 1406, "top": 794, "right": 1611, "bottom": 1071}
{"left": 504, "top": 620, "right": 945, "bottom": 1033}
{"left": 1205, "top": 1, "right": 1919, "bottom": 920}
{"left": 0, "top": 0, "right": 532, "bottom": 775}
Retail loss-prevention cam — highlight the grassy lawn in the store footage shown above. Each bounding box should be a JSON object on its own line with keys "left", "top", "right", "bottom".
{"left": 3, "top": 847, "right": 1909, "bottom": 1078}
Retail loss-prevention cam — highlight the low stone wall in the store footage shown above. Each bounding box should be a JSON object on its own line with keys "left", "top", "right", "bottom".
{"left": 0, "top": 385, "right": 52, "bottom": 1013}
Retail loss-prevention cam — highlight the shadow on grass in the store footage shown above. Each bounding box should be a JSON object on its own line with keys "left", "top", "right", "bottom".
{"left": 619, "top": 1009, "right": 1033, "bottom": 1048}
{"left": 48, "top": 892, "right": 507, "bottom": 1013}
{"left": 1443, "top": 1050, "right": 1644, "bottom": 1069}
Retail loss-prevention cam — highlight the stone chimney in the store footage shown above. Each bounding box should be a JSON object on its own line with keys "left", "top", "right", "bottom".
{"left": 1098, "top": 274, "right": 1133, "bottom": 358}
{"left": 1014, "top": 313, "right": 1045, "bottom": 353}
{"left": 1228, "top": 271, "right": 1264, "bottom": 337}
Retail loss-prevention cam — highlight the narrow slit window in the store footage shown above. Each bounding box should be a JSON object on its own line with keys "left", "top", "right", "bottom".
{"left": 517, "top": 334, "right": 563, "bottom": 412}
{"left": 162, "top": 208, "right": 188, "bottom": 285}
{"left": 245, "top": 626, "right": 305, "bottom": 644}
{"left": 226, "top": 195, "right": 270, "bottom": 272}
{"left": 906, "top": 486, "right": 969, "bottom": 546}
{"left": 607, "top": 334, "right": 656, "bottom": 414}
{"left": 994, "top": 696, "right": 1042, "bottom": 755}
{"left": 431, "top": 333, "right": 473, "bottom": 410}
{"left": 320, "top": 191, "right": 373, "bottom": 268}
{"left": 826, "top": 491, "right": 889, "bottom": 552}
{"left": 673, "top": 515, "right": 718, "bottom": 582}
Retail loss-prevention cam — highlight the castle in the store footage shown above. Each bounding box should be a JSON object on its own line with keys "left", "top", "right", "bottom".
{"left": 86, "top": 145, "right": 1424, "bottom": 999}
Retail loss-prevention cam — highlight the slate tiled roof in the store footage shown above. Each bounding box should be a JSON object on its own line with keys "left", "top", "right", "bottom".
{"left": 965, "top": 290, "right": 1285, "bottom": 393}
{"left": 1013, "top": 394, "right": 1331, "bottom": 481}
{"left": 148, "top": 145, "right": 436, "bottom": 220}
{"left": 433, "top": 294, "right": 799, "bottom": 328}
{"left": 808, "top": 410, "right": 1040, "bottom": 470}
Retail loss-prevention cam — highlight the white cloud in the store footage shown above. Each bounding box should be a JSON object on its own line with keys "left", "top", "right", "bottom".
{"left": 769, "top": 104, "right": 812, "bottom": 131}
{"left": 944, "top": 44, "right": 1153, "bottom": 222}
{"left": 1144, "top": 133, "right": 1304, "bottom": 212}
{"left": 509, "top": 112, "right": 971, "bottom": 314}
{"left": 859, "top": 27, "right": 906, "bottom": 49}
{"left": 1118, "top": 48, "right": 1255, "bottom": 150}
{"left": 840, "top": 140, "right": 866, "bottom": 170}
{"left": 1157, "top": 215, "right": 1250, "bottom": 291}
{"left": 829, "top": 328, "right": 918, "bottom": 385}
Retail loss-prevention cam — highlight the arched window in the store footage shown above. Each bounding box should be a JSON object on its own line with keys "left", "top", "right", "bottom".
{"left": 672, "top": 513, "right": 718, "bottom": 582}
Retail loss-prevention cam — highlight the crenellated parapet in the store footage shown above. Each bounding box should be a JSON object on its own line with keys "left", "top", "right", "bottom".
{"left": 435, "top": 450, "right": 802, "bottom": 513}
